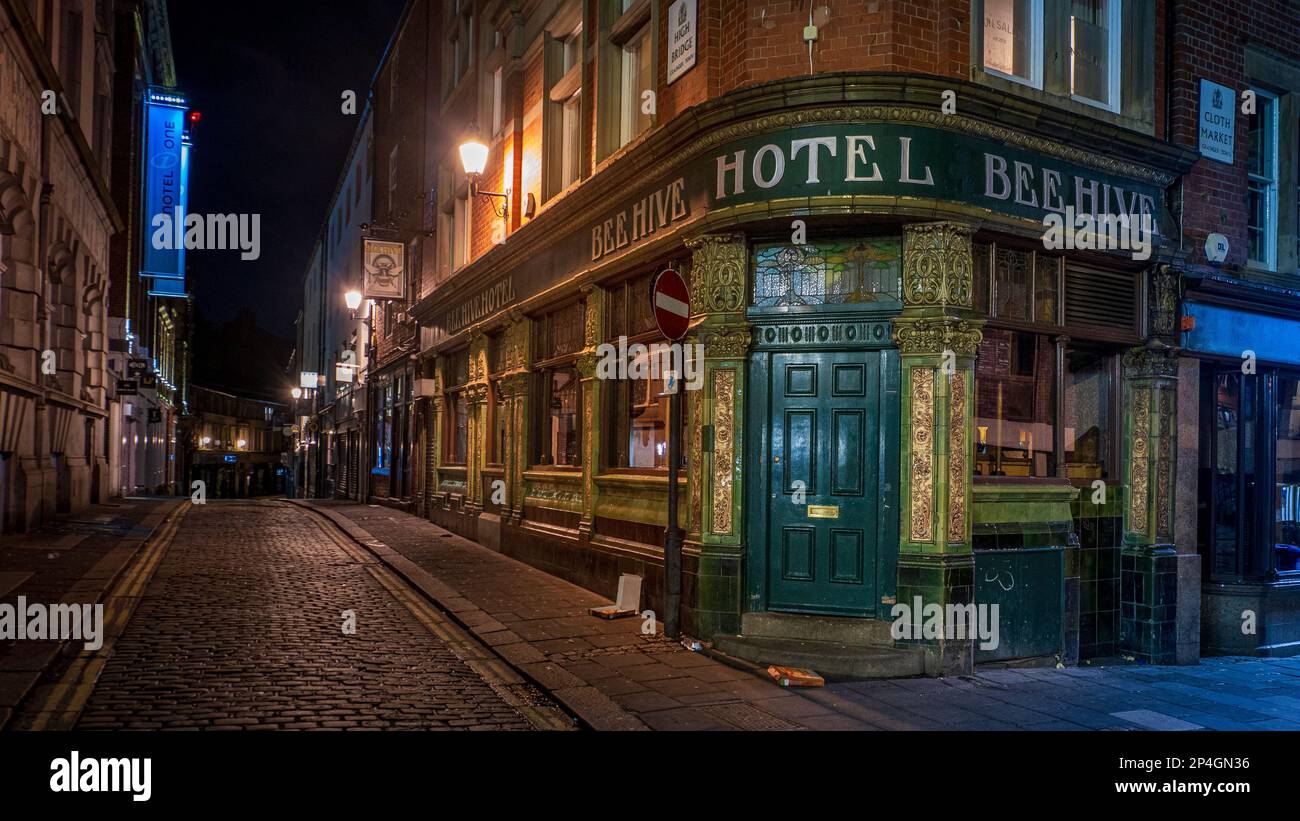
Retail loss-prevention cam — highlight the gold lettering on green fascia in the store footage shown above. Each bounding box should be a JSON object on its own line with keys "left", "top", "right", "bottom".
{"left": 443, "top": 277, "right": 516, "bottom": 335}
{"left": 590, "top": 177, "right": 688, "bottom": 262}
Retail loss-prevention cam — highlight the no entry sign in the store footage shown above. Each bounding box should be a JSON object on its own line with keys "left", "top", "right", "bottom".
{"left": 651, "top": 268, "right": 690, "bottom": 341}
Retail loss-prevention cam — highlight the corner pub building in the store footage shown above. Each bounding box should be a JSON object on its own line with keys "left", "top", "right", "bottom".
{"left": 407, "top": 0, "right": 1201, "bottom": 677}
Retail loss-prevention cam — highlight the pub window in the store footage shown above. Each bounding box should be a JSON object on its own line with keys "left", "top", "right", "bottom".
{"left": 605, "top": 273, "right": 681, "bottom": 470}
{"left": 598, "top": 0, "right": 653, "bottom": 160}
{"left": 972, "top": 241, "right": 1119, "bottom": 482}
{"left": 534, "top": 302, "right": 585, "bottom": 467}
{"left": 488, "top": 334, "right": 508, "bottom": 466}
{"left": 972, "top": 242, "right": 1062, "bottom": 326}
{"left": 975, "top": 329, "right": 1056, "bottom": 477}
{"left": 1063, "top": 345, "right": 1115, "bottom": 481}
{"left": 545, "top": 4, "right": 584, "bottom": 200}
{"left": 491, "top": 65, "right": 504, "bottom": 136}
{"left": 446, "top": 0, "right": 474, "bottom": 94}
{"left": 981, "top": 0, "right": 1042, "bottom": 88}
{"left": 752, "top": 238, "right": 902, "bottom": 307}
{"left": 444, "top": 349, "right": 471, "bottom": 465}
{"left": 977, "top": 0, "right": 1148, "bottom": 119}
{"left": 1246, "top": 87, "right": 1279, "bottom": 270}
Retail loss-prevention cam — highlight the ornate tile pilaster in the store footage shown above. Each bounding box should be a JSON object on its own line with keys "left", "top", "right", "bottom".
{"left": 687, "top": 233, "right": 750, "bottom": 639}
{"left": 893, "top": 221, "right": 981, "bottom": 677}
{"left": 576, "top": 286, "right": 606, "bottom": 538}
{"left": 1120, "top": 343, "right": 1180, "bottom": 664}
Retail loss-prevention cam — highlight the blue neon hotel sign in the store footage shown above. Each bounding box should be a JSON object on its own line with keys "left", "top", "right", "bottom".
{"left": 142, "top": 87, "right": 190, "bottom": 289}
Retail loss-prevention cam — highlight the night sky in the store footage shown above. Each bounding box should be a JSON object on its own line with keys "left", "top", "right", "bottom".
{"left": 167, "top": 0, "right": 408, "bottom": 342}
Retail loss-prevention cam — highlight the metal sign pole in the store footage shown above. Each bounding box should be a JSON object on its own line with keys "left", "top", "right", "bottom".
{"left": 664, "top": 343, "right": 684, "bottom": 640}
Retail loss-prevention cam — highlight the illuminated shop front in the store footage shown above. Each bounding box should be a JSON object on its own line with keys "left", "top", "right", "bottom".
{"left": 411, "top": 74, "right": 1193, "bottom": 675}
{"left": 1185, "top": 285, "right": 1300, "bottom": 657}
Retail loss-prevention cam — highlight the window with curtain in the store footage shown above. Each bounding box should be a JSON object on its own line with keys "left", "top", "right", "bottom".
{"left": 534, "top": 302, "right": 585, "bottom": 467}
{"left": 444, "top": 349, "right": 471, "bottom": 465}
{"left": 605, "top": 273, "right": 679, "bottom": 469}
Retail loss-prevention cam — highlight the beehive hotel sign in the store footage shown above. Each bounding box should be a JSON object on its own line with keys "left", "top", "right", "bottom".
{"left": 588, "top": 122, "right": 1166, "bottom": 262}
{"left": 437, "top": 120, "right": 1169, "bottom": 337}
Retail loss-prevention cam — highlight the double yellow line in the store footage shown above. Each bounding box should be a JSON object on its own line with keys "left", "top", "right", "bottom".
{"left": 26, "top": 501, "right": 192, "bottom": 730}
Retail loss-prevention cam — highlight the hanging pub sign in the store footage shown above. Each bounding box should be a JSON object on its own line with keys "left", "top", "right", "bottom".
{"left": 362, "top": 237, "right": 406, "bottom": 300}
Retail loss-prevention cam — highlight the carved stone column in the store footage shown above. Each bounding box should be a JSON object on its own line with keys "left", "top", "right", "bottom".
{"left": 892, "top": 222, "right": 983, "bottom": 676}
{"left": 1120, "top": 343, "right": 1179, "bottom": 664}
{"left": 576, "top": 285, "right": 606, "bottom": 539}
{"left": 685, "top": 233, "right": 750, "bottom": 638}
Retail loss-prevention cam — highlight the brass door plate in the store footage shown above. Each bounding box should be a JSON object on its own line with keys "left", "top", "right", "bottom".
{"left": 807, "top": 505, "right": 839, "bottom": 519}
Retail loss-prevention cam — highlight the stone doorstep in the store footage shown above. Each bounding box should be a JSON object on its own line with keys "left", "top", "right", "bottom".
{"left": 295, "top": 501, "right": 648, "bottom": 732}
{"left": 0, "top": 499, "right": 181, "bottom": 730}
{"left": 711, "top": 635, "right": 927, "bottom": 680}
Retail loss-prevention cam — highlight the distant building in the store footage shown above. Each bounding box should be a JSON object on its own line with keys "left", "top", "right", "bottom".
{"left": 181, "top": 385, "right": 288, "bottom": 499}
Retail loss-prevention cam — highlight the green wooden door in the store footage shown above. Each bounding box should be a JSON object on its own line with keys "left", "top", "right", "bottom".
{"left": 765, "top": 352, "right": 880, "bottom": 616}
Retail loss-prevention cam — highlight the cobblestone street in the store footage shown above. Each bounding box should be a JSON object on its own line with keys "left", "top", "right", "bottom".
{"left": 6, "top": 498, "right": 1300, "bottom": 733}
{"left": 55, "top": 501, "right": 562, "bottom": 731}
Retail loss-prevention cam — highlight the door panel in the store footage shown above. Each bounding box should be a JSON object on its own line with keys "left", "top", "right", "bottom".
{"left": 767, "top": 351, "right": 879, "bottom": 616}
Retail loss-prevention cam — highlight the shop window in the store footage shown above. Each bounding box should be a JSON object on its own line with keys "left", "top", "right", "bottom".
{"left": 975, "top": 329, "right": 1056, "bottom": 477}
{"left": 1275, "top": 375, "right": 1300, "bottom": 573}
{"left": 598, "top": 0, "right": 652, "bottom": 160}
{"left": 487, "top": 335, "right": 508, "bottom": 466}
{"left": 1063, "top": 346, "right": 1114, "bottom": 480}
{"left": 444, "top": 349, "right": 471, "bottom": 465}
{"left": 982, "top": 0, "right": 1041, "bottom": 87}
{"left": 545, "top": 11, "right": 584, "bottom": 198}
{"left": 375, "top": 379, "right": 393, "bottom": 472}
{"left": 446, "top": 0, "right": 474, "bottom": 95}
{"left": 752, "top": 238, "right": 902, "bottom": 308}
{"left": 619, "top": 24, "right": 652, "bottom": 148}
{"left": 974, "top": 242, "right": 1062, "bottom": 325}
{"left": 534, "top": 302, "right": 585, "bottom": 467}
{"left": 977, "top": 0, "right": 1145, "bottom": 118}
{"left": 1204, "top": 370, "right": 1260, "bottom": 580}
{"left": 605, "top": 274, "right": 681, "bottom": 470}
{"left": 1247, "top": 88, "right": 1279, "bottom": 270}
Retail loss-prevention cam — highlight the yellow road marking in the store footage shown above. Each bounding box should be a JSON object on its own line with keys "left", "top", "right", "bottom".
{"left": 28, "top": 501, "right": 191, "bottom": 730}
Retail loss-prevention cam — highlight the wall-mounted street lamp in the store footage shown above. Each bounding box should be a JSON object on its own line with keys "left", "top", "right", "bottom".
{"left": 458, "top": 132, "right": 536, "bottom": 224}
{"left": 344, "top": 289, "right": 364, "bottom": 313}
{"left": 291, "top": 387, "right": 303, "bottom": 400}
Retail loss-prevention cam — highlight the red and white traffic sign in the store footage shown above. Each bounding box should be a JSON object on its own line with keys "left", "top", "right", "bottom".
{"left": 651, "top": 268, "right": 690, "bottom": 341}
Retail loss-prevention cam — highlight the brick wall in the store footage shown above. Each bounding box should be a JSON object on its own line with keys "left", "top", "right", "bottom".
{"left": 1172, "top": 0, "right": 1300, "bottom": 271}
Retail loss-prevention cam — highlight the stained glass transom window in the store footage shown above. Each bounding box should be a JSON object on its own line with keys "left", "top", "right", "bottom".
{"left": 753, "top": 238, "right": 902, "bottom": 307}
